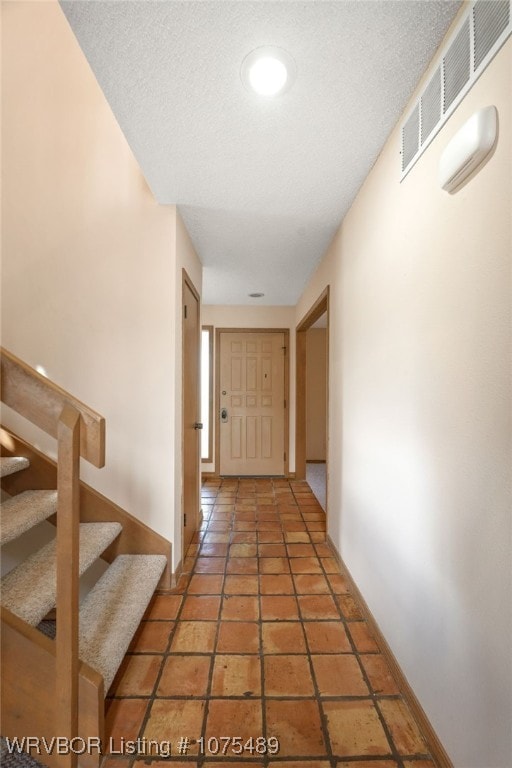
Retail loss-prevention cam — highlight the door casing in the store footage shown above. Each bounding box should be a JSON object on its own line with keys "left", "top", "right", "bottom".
{"left": 182, "top": 269, "right": 201, "bottom": 559}
{"left": 295, "top": 287, "right": 330, "bottom": 484}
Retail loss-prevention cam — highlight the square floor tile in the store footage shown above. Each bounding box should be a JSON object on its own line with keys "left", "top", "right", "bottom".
{"left": 269, "top": 763, "right": 330, "bottom": 768}
{"left": 378, "top": 700, "right": 428, "bottom": 755}
{"left": 261, "top": 596, "right": 300, "bottom": 621}
{"left": 231, "top": 532, "right": 258, "bottom": 544}
{"left": 290, "top": 558, "right": 323, "bottom": 574}
{"left": 129, "top": 621, "right": 173, "bottom": 653}
{"left": 181, "top": 595, "right": 221, "bottom": 621}
{"left": 200, "top": 543, "right": 229, "bottom": 557}
{"left": 227, "top": 557, "right": 259, "bottom": 574}
{"left": 206, "top": 700, "right": 263, "bottom": 746}
{"left": 298, "top": 594, "right": 340, "bottom": 619}
{"left": 170, "top": 621, "right": 217, "bottom": 652}
{"left": 287, "top": 543, "right": 316, "bottom": 557}
{"left": 265, "top": 700, "right": 326, "bottom": 756}
{"left": 284, "top": 532, "right": 311, "bottom": 543}
{"left": 314, "top": 544, "right": 333, "bottom": 557}
{"left": 230, "top": 543, "right": 258, "bottom": 557}
{"left": 260, "top": 574, "right": 295, "bottom": 594}
{"left": 105, "top": 699, "right": 148, "bottom": 747}
{"left": 211, "top": 655, "right": 261, "bottom": 697}
{"left": 259, "top": 557, "right": 290, "bottom": 574}
{"left": 188, "top": 575, "right": 224, "bottom": 594}
{"left": 347, "top": 622, "right": 380, "bottom": 652}
{"left": 258, "top": 544, "right": 287, "bottom": 557}
{"left": 323, "top": 700, "right": 391, "bottom": 757}
{"left": 258, "top": 531, "right": 285, "bottom": 543}
{"left": 337, "top": 763, "right": 398, "bottom": 768}
{"left": 360, "top": 654, "right": 400, "bottom": 695}
{"left": 144, "top": 700, "right": 206, "bottom": 753}
{"left": 264, "top": 655, "right": 315, "bottom": 697}
{"left": 203, "top": 532, "right": 230, "bottom": 544}
{"left": 261, "top": 622, "right": 307, "bottom": 654}
{"left": 216, "top": 621, "right": 260, "bottom": 653}
{"left": 337, "top": 594, "right": 363, "bottom": 619}
{"left": 312, "top": 654, "right": 369, "bottom": 696}
{"left": 145, "top": 594, "right": 182, "bottom": 620}
{"left": 320, "top": 558, "right": 339, "bottom": 574}
{"left": 303, "top": 621, "right": 351, "bottom": 653}
{"left": 113, "top": 654, "right": 162, "bottom": 696}
{"left": 194, "top": 557, "right": 226, "bottom": 574}
{"left": 293, "top": 575, "right": 330, "bottom": 594}
{"left": 221, "top": 595, "right": 259, "bottom": 621}
{"left": 157, "top": 655, "right": 211, "bottom": 697}
{"left": 326, "top": 574, "right": 350, "bottom": 593}
{"left": 224, "top": 575, "right": 259, "bottom": 594}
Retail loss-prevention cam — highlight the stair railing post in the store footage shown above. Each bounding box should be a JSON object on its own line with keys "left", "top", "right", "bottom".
{"left": 56, "top": 404, "right": 80, "bottom": 768}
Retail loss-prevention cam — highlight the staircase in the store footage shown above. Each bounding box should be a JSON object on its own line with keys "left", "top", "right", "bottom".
{"left": 0, "top": 348, "right": 171, "bottom": 768}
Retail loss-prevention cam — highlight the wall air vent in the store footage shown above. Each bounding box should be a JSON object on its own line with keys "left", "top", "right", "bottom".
{"left": 443, "top": 18, "right": 471, "bottom": 112}
{"left": 401, "top": 0, "right": 511, "bottom": 177}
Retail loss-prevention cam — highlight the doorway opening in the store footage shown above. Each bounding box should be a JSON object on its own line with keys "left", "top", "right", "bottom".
{"left": 295, "top": 288, "right": 329, "bottom": 513}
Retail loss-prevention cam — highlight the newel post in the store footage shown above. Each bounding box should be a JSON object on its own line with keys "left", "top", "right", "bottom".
{"left": 56, "top": 404, "right": 81, "bottom": 768}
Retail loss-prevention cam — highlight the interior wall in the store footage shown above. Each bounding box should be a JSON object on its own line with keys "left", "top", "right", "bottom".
{"left": 306, "top": 328, "right": 327, "bottom": 461}
{"left": 1, "top": 1, "right": 181, "bottom": 545}
{"left": 201, "top": 305, "right": 296, "bottom": 474}
{"left": 296, "top": 35, "right": 511, "bottom": 768}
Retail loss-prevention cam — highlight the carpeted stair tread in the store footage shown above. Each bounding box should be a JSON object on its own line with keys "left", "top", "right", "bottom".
{"left": 0, "top": 456, "right": 29, "bottom": 478}
{"left": 79, "top": 554, "right": 167, "bottom": 693}
{"left": 1, "top": 522, "right": 122, "bottom": 625}
{"left": 0, "top": 490, "right": 58, "bottom": 545}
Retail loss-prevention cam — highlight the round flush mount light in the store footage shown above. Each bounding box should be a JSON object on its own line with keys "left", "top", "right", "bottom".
{"left": 241, "top": 46, "right": 296, "bottom": 97}
{"left": 248, "top": 292, "right": 265, "bottom": 298}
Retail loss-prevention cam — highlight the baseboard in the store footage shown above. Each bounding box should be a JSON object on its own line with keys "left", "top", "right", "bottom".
{"left": 327, "top": 535, "right": 453, "bottom": 768}
{"left": 202, "top": 472, "right": 220, "bottom": 482}
{"left": 306, "top": 459, "right": 326, "bottom": 464}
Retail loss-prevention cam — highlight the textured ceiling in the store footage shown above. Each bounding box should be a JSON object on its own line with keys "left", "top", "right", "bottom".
{"left": 60, "top": 0, "right": 461, "bottom": 305}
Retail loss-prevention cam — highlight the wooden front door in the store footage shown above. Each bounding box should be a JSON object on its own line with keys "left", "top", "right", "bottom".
{"left": 182, "top": 272, "right": 201, "bottom": 554}
{"left": 219, "top": 331, "right": 286, "bottom": 476}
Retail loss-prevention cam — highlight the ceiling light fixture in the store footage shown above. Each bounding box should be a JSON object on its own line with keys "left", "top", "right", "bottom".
{"left": 241, "top": 46, "right": 296, "bottom": 97}
{"left": 249, "top": 292, "right": 265, "bottom": 298}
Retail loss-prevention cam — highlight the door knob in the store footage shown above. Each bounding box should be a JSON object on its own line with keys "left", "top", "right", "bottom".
{"left": 193, "top": 422, "right": 203, "bottom": 430}
{"left": 221, "top": 408, "right": 228, "bottom": 422}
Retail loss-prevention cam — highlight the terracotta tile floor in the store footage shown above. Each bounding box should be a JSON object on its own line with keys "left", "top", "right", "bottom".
{"left": 105, "top": 478, "right": 436, "bottom": 768}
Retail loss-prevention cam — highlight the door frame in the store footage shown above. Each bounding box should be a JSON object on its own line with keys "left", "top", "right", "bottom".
{"left": 181, "top": 268, "right": 201, "bottom": 560}
{"left": 215, "top": 328, "right": 290, "bottom": 477}
{"left": 295, "top": 287, "right": 330, "bottom": 483}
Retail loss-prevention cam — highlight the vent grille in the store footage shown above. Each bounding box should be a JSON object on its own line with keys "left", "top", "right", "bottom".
{"left": 401, "top": 0, "right": 511, "bottom": 179}
{"left": 443, "top": 18, "right": 471, "bottom": 111}
{"left": 421, "top": 68, "right": 442, "bottom": 145}
{"left": 474, "top": 0, "right": 510, "bottom": 68}
{"left": 402, "top": 104, "right": 420, "bottom": 172}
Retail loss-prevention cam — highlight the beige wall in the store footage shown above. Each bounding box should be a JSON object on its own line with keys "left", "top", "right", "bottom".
{"left": 306, "top": 328, "right": 327, "bottom": 461}
{"left": 1, "top": 1, "right": 201, "bottom": 567}
{"left": 201, "top": 305, "right": 296, "bottom": 473}
{"left": 297, "top": 34, "right": 511, "bottom": 767}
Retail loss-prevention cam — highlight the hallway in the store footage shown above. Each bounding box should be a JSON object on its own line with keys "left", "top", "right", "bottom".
{"left": 104, "top": 478, "right": 434, "bottom": 766}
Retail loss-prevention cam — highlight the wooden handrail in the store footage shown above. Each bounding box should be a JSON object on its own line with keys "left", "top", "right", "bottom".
{"left": 0, "top": 348, "right": 106, "bottom": 764}
{"left": 0, "top": 347, "right": 105, "bottom": 468}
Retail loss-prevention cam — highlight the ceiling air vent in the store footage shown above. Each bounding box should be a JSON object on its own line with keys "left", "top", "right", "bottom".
{"left": 401, "top": 0, "right": 511, "bottom": 179}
